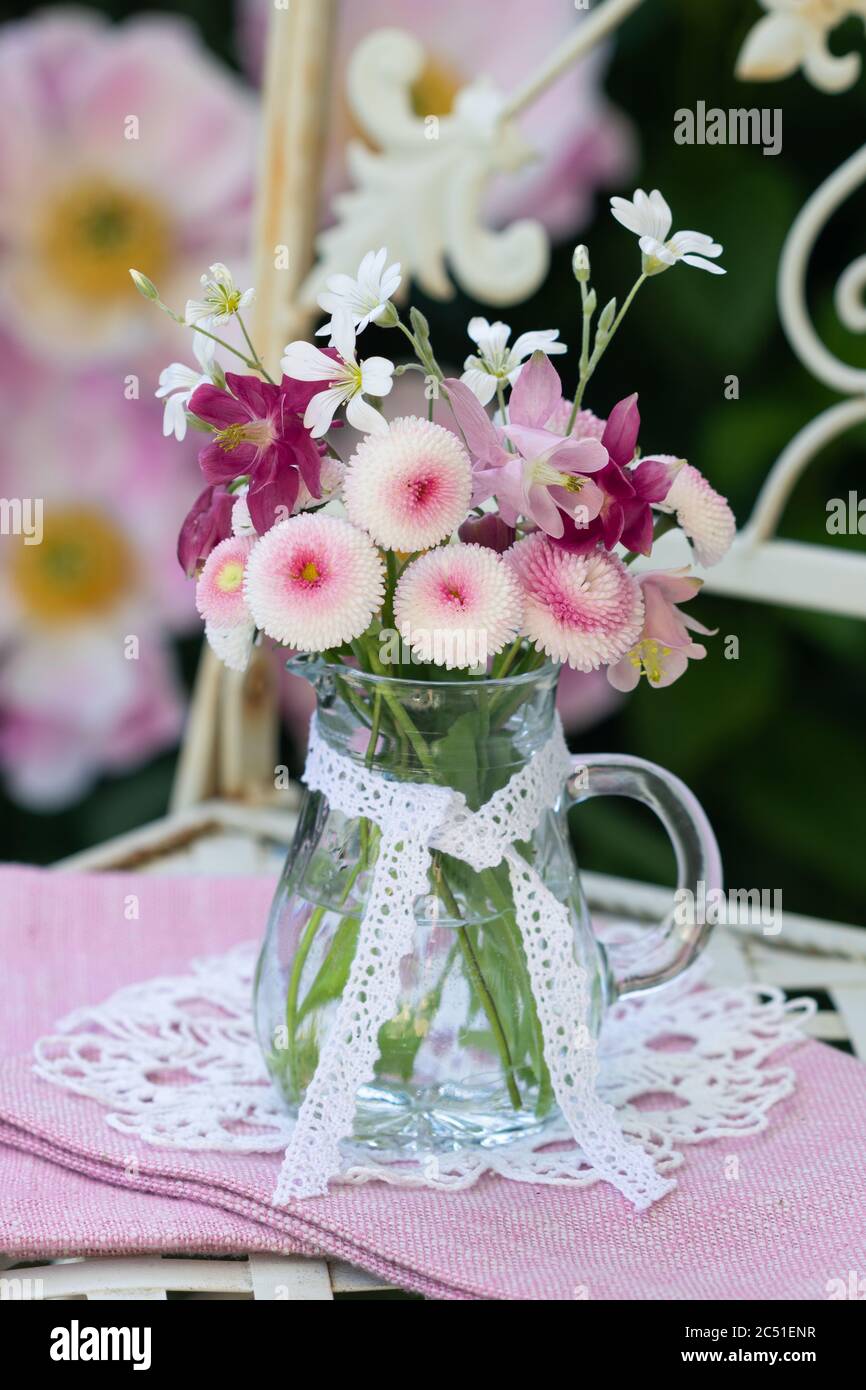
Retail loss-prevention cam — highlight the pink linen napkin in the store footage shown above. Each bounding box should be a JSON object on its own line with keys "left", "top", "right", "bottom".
{"left": 2, "top": 864, "right": 865, "bottom": 1300}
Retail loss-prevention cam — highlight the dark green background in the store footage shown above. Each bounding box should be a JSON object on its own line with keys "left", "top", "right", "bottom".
{"left": 2, "top": 0, "right": 864, "bottom": 924}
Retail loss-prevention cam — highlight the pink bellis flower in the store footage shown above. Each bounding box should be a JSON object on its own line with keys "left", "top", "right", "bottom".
{"left": 188, "top": 370, "right": 334, "bottom": 535}
{"left": 446, "top": 353, "right": 607, "bottom": 540}
{"left": 555, "top": 393, "right": 681, "bottom": 556}
{"left": 607, "top": 570, "right": 715, "bottom": 690}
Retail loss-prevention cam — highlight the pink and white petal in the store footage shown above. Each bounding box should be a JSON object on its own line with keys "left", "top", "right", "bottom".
{"left": 460, "top": 366, "right": 498, "bottom": 406}
{"left": 510, "top": 330, "right": 566, "bottom": 363}
{"left": 359, "top": 356, "right": 395, "bottom": 396}
{"left": 281, "top": 340, "right": 342, "bottom": 382}
{"left": 345, "top": 393, "right": 389, "bottom": 435}
{"left": 205, "top": 620, "right": 255, "bottom": 672}
{"left": 606, "top": 653, "right": 641, "bottom": 693}
{"left": 303, "top": 386, "right": 347, "bottom": 438}
{"left": 508, "top": 350, "right": 563, "bottom": 430}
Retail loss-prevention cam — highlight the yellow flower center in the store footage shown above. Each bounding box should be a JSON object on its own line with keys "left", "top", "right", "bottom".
{"left": 216, "top": 562, "right": 244, "bottom": 593}
{"left": 38, "top": 177, "right": 171, "bottom": 303}
{"left": 11, "top": 506, "right": 133, "bottom": 624}
{"left": 629, "top": 638, "right": 672, "bottom": 684}
{"left": 297, "top": 561, "right": 319, "bottom": 583}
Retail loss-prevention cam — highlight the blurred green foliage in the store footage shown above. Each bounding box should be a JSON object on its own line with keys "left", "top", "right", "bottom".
{"left": 3, "top": 0, "right": 864, "bottom": 925}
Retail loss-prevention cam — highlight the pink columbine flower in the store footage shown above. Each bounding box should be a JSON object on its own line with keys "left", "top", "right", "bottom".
{"left": 446, "top": 353, "right": 607, "bottom": 539}
{"left": 244, "top": 514, "right": 385, "bottom": 651}
{"left": 658, "top": 462, "right": 736, "bottom": 567}
{"left": 343, "top": 416, "right": 472, "bottom": 552}
{"left": 393, "top": 544, "right": 523, "bottom": 670}
{"left": 189, "top": 371, "right": 331, "bottom": 536}
{"left": 555, "top": 394, "right": 681, "bottom": 556}
{"left": 507, "top": 532, "right": 644, "bottom": 671}
{"left": 607, "top": 570, "right": 715, "bottom": 691}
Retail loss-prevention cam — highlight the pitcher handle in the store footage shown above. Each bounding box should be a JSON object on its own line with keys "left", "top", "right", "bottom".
{"left": 565, "top": 754, "right": 723, "bottom": 1000}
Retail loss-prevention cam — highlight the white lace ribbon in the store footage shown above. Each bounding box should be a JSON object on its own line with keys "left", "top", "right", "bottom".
{"left": 273, "top": 714, "right": 672, "bottom": 1210}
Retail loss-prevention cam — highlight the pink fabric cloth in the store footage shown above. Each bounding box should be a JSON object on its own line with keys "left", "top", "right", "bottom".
{"left": 2, "top": 864, "right": 865, "bottom": 1300}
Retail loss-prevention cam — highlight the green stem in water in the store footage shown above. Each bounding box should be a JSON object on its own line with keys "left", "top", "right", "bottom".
{"left": 432, "top": 853, "right": 522, "bottom": 1111}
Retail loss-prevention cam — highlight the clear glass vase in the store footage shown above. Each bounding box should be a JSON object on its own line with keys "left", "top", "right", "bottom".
{"left": 254, "top": 658, "right": 721, "bottom": 1156}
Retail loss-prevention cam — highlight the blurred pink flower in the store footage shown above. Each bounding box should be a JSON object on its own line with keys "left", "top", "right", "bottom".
{"left": 238, "top": 0, "right": 634, "bottom": 239}
{"left": 607, "top": 570, "right": 715, "bottom": 692}
{"left": 0, "top": 10, "right": 256, "bottom": 365}
{"left": 0, "top": 345, "right": 198, "bottom": 807}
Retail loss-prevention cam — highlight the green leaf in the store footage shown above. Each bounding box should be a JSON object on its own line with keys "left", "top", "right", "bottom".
{"left": 297, "top": 916, "right": 360, "bottom": 1022}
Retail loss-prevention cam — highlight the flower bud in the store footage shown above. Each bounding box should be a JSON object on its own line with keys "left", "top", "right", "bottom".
{"left": 572, "top": 245, "right": 590, "bottom": 282}
{"left": 129, "top": 268, "right": 159, "bottom": 301}
{"left": 458, "top": 513, "right": 516, "bottom": 554}
{"left": 597, "top": 297, "right": 617, "bottom": 337}
{"left": 583, "top": 289, "right": 597, "bottom": 318}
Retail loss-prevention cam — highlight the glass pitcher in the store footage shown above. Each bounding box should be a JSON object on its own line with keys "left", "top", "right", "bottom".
{"left": 254, "top": 658, "right": 721, "bottom": 1155}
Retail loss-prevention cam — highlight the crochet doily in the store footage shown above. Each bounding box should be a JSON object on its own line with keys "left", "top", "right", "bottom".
{"left": 33, "top": 941, "right": 812, "bottom": 1202}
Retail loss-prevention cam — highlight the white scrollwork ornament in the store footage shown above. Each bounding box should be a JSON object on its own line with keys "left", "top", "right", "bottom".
{"left": 300, "top": 28, "right": 549, "bottom": 310}
{"left": 737, "top": 1, "right": 866, "bottom": 94}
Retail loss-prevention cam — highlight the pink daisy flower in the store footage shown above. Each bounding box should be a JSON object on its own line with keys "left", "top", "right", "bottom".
{"left": 195, "top": 535, "right": 255, "bottom": 628}
{"left": 343, "top": 417, "right": 472, "bottom": 552}
{"left": 507, "top": 533, "right": 644, "bottom": 671}
{"left": 244, "top": 514, "right": 385, "bottom": 651}
{"left": 393, "top": 544, "right": 522, "bottom": 670}
{"left": 658, "top": 462, "right": 735, "bottom": 567}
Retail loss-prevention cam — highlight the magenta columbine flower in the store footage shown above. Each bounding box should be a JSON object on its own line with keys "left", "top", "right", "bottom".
{"left": 507, "top": 532, "right": 644, "bottom": 671}
{"left": 393, "top": 544, "right": 523, "bottom": 669}
{"left": 177, "top": 483, "right": 235, "bottom": 577}
{"left": 189, "top": 371, "right": 330, "bottom": 535}
{"left": 244, "top": 514, "right": 385, "bottom": 651}
{"left": 607, "top": 570, "right": 715, "bottom": 691}
{"left": 555, "top": 394, "right": 680, "bottom": 556}
{"left": 447, "top": 353, "right": 606, "bottom": 540}
{"left": 658, "top": 463, "right": 735, "bottom": 567}
{"left": 343, "top": 417, "right": 472, "bottom": 552}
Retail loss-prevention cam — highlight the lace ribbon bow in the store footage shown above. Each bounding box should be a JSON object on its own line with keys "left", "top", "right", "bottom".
{"left": 273, "top": 713, "right": 673, "bottom": 1210}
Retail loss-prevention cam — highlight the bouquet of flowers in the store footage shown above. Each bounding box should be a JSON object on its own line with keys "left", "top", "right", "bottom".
{"left": 131, "top": 189, "right": 735, "bottom": 1133}
{"left": 134, "top": 187, "right": 734, "bottom": 698}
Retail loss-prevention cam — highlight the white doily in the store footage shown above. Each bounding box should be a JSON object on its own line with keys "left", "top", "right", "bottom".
{"left": 33, "top": 945, "right": 812, "bottom": 1203}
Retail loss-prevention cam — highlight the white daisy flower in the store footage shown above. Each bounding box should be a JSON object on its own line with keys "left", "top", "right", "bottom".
{"left": 280, "top": 309, "right": 394, "bottom": 437}
{"left": 460, "top": 317, "right": 567, "bottom": 406}
{"left": 610, "top": 189, "right": 725, "bottom": 276}
{"left": 316, "top": 247, "right": 402, "bottom": 340}
{"left": 155, "top": 332, "right": 217, "bottom": 441}
{"left": 185, "top": 262, "right": 255, "bottom": 327}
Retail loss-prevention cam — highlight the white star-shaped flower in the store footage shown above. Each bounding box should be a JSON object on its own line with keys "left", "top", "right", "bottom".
{"left": 316, "top": 247, "right": 402, "bottom": 340}
{"left": 185, "top": 263, "right": 255, "bottom": 327}
{"left": 155, "top": 333, "right": 217, "bottom": 441}
{"left": 281, "top": 309, "right": 394, "bottom": 437}
{"left": 460, "top": 317, "right": 567, "bottom": 406}
{"left": 610, "top": 189, "right": 725, "bottom": 276}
